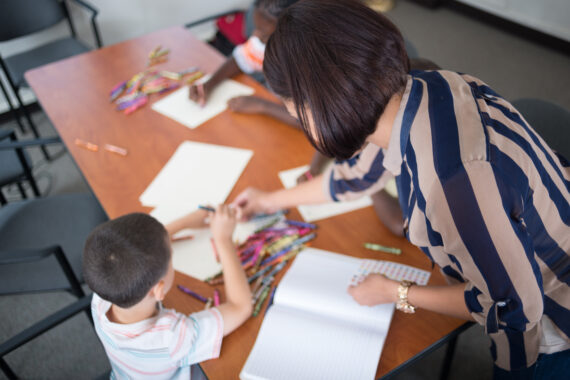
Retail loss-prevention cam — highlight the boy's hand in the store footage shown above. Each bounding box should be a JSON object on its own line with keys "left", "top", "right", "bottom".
{"left": 189, "top": 81, "right": 211, "bottom": 106}
{"left": 228, "top": 95, "right": 267, "bottom": 114}
{"left": 209, "top": 204, "right": 238, "bottom": 242}
{"left": 347, "top": 274, "right": 399, "bottom": 306}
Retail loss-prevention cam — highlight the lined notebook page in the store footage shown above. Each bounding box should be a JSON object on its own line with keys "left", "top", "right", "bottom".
{"left": 240, "top": 304, "right": 384, "bottom": 380}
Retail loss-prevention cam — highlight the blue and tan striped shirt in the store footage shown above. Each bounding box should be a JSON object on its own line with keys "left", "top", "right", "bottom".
{"left": 325, "top": 70, "right": 570, "bottom": 371}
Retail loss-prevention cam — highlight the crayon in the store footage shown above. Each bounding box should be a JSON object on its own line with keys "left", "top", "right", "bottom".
{"left": 363, "top": 242, "right": 401, "bottom": 255}
{"left": 177, "top": 285, "right": 208, "bottom": 303}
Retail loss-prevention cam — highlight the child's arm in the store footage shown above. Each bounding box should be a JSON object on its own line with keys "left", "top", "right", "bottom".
{"left": 164, "top": 209, "right": 209, "bottom": 237}
{"left": 209, "top": 205, "right": 252, "bottom": 335}
{"left": 297, "top": 152, "right": 332, "bottom": 184}
{"left": 189, "top": 57, "right": 241, "bottom": 106}
{"left": 227, "top": 96, "right": 301, "bottom": 128}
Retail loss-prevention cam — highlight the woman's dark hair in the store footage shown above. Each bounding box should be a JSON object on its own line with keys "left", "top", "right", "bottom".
{"left": 254, "top": 0, "right": 300, "bottom": 19}
{"left": 83, "top": 213, "right": 170, "bottom": 308}
{"left": 264, "top": 0, "right": 410, "bottom": 159}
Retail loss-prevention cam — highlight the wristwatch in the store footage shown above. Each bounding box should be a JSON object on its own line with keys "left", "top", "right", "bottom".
{"left": 396, "top": 280, "right": 416, "bottom": 313}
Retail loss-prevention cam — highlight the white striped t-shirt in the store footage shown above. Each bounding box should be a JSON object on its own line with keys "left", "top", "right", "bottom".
{"left": 92, "top": 293, "right": 223, "bottom": 379}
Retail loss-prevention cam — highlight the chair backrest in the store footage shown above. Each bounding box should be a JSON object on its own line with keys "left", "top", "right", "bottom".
{"left": 512, "top": 98, "right": 570, "bottom": 161}
{"left": 0, "top": 0, "right": 68, "bottom": 42}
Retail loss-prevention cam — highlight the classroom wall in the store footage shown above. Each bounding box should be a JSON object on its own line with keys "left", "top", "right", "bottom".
{"left": 457, "top": 0, "right": 570, "bottom": 42}
{"left": 0, "top": 0, "right": 253, "bottom": 113}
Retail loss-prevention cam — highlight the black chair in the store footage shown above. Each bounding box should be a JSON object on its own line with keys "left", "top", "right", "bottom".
{"left": 0, "top": 192, "right": 108, "bottom": 378}
{"left": 0, "top": 128, "right": 49, "bottom": 205}
{"left": 0, "top": 0, "right": 102, "bottom": 159}
{"left": 512, "top": 98, "right": 570, "bottom": 161}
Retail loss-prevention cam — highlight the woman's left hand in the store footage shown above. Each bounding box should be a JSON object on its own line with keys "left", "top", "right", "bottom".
{"left": 348, "top": 274, "right": 399, "bottom": 306}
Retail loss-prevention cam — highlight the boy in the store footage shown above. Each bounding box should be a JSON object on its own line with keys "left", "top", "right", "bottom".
{"left": 83, "top": 205, "right": 251, "bottom": 379}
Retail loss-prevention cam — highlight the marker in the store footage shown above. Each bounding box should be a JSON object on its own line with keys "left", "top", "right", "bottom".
{"left": 363, "top": 242, "right": 401, "bottom": 255}
{"left": 177, "top": 285, "right": 208, "bottom": 303}
{"left": 198, "top": 205, "right": 215, "bottom": 212}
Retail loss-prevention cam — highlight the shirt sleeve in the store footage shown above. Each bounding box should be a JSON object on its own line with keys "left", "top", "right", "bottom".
{"left": 169, "top": 308, "right": 224, "bottom": 366}
{"left": 426, "top": 160, "right": 543, "bottom": 371}
{"left": 232, "top": 35, "right": 265, "bottom": 74}
{"left": 326, "top": 143, "right": 394, "bottom": 202}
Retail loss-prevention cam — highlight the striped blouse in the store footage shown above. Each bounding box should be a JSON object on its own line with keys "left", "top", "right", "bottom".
{"left": 325, "top": 70, "right": 570, "bottom": 371}
{"left": 92, "top": 293, "right": 223, "bottom": 379}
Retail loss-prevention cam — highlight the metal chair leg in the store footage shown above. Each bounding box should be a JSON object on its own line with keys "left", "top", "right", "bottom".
{"left": 0, "top": 58, "right": 50, "bottom": 160}
{"left": 16, "top": 182, "right": 27, "bottom": 199}
{"left": 439, "top": 334, "right": 458, "bottom": 380}
{"left": 0, "top": 78, "right": 26, "bottom": 134}
{"left": 0, "top": 190, "right": 6, "bottom": 206}
{"left": 0, "top": 357, "right": 17, "bottom": 380}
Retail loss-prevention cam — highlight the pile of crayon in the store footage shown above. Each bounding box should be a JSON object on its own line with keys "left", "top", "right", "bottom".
{"left": 206, "top": 218, "right": 318, "bottom": 316}
{"left": 109, "top": 46, "right": 205, "bottom": 114}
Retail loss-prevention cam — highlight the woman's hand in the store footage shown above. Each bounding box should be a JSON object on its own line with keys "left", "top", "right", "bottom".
{"left": 348, "top": 274, "right": 399, "bottom": 306}
{"left": 231, "top": 187, "right": 278, "bottom": 219}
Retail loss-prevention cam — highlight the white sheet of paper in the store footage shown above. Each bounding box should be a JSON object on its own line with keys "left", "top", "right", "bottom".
{"left": 278, "top": 165, "right": 372, "bottom": 222}
{"left": 139, "top": 141, "right": 253, "bottom": 208}
{"left": 151, "top": 79, "right": 254, "bottom": 129}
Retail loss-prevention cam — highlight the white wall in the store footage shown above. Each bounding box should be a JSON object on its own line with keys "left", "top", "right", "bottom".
{"left": 457, "top": 0, "right": 570, "bottom": 42}
{"left": 0, "top": 0, "right": 253, "bottom": 112}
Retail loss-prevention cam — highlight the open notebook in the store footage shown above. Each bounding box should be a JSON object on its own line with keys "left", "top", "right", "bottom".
{"left": 240, "top": 248, "right": 431, "bottom": 380}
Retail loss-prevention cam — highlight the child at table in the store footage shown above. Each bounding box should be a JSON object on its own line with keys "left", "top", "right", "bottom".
{"left": 189, "top": 0, "right": 300, "bottom": 127}
{"left": 83, "top": 206, "right": 251, "bottom": 379}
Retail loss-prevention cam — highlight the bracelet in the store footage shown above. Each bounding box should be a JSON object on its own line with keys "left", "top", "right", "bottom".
{"left": 396, "top": 280, "right": 416, "bottom": 313}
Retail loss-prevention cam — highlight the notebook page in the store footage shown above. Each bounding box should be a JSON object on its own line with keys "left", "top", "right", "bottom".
{"left": 240, "top": 304, "right": 385, "bottom": 380}
{"left": 151, "top": 79, "right": 254, "bottom": 129}
{"left": 139, "top": 141, "right": 253, "bottom": 208}
{"left": 274, "top": 248, "right": 395, "bottom": 332}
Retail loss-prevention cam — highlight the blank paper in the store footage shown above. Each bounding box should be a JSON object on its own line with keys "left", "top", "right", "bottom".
{"left": 151, "top": 79, "right": 254, "bottom": 129}
{"left": 139, "top": 141, "right": 253, "bottom": 209}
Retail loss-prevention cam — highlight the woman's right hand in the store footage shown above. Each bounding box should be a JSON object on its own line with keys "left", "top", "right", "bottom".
{"left": 231, "top": 187, "right": 278, "bottom": 219}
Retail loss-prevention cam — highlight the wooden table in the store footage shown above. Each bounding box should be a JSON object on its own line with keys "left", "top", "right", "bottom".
{"left": 26, "top": 26, "right": 468, "bottom": 379}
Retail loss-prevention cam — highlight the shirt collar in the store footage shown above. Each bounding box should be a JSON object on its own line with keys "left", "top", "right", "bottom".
{"left": 383, "top": 75, "right": 414, "bottom": 176}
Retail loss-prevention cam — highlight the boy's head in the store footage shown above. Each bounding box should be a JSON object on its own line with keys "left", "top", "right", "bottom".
{"left": 83, "top": 213, "right": 173, "bottom": 308}
{"left": 253, "top": 0, "right": 299, "bottom": 43}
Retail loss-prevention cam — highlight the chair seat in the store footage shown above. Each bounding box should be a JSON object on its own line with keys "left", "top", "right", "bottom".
{"left": 0, "top": 148, "right": 32, "bottom": 186}
{"left": 4, "top": 37, "right": 90, "bottom": 88}
{"left": 0, "top": 193, "right": 107, "bottom": 294}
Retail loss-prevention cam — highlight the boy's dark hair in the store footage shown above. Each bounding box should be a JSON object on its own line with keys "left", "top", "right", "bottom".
{"left": 254, "top": 0, "right": 300, "bottom": 19}
{"left": 83, "top": 213, "right": 170, "bottom": 308}
{"left": 264, "top": 0, "right": 410, "bottom": 160}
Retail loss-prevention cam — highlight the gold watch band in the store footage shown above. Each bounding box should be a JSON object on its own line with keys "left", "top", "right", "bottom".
{"left": 396, "top": 280, "right": 416, "bottom": 313}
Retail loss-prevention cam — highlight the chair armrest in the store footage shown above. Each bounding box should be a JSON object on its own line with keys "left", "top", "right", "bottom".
{"left": 0, "top": 136, "right": 61, "bottom": 150}
{"left": 0, "top": 294, "right": 93, "bottom": 357}
{"left": 0, "top": 246, "right": 85, "bottom": 298}
{"left": 0, "top": 247, "right": 59, "bottom": 265}
{"left": 185, "top": 9, "right": 244, "bottom": 29}
{"left": 69, "top": 0, "right": 103, "bottom": 48}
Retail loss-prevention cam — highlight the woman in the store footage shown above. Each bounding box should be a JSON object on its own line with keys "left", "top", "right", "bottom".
{"left": 232, "top": 0, "right": 570, "bottom": 378}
